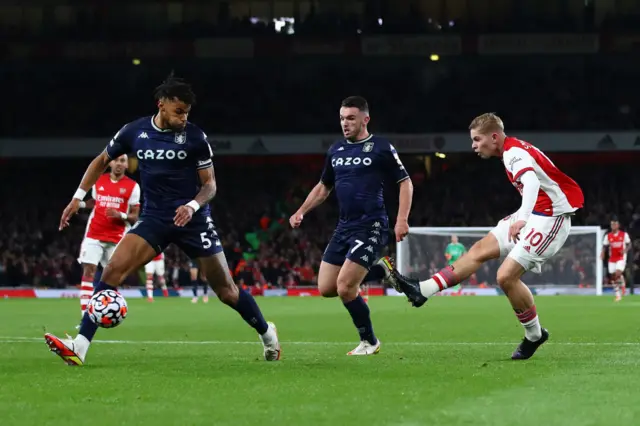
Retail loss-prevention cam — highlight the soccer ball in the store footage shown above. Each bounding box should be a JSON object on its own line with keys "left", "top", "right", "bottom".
{"left": 87, "top": 289, "right": 128, "bottom": 328}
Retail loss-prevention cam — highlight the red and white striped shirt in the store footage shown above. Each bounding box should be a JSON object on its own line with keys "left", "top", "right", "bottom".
{"left": 502, "top": 137, "right": 584, "bottom": 216}
{"left": 603, "top": 231, "right": 631, "bottom": 262}
{"left": 85, "top": 174, "right": 140, "bottom": 243}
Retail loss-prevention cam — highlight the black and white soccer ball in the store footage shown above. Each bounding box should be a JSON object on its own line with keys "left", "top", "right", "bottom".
{"left": 87, "top": 289, "right": 128, "bottom": 329}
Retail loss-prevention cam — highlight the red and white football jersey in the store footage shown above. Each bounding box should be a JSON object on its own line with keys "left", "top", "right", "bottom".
{"left": 85, "top": 174, "right": 141, "bottom": 244}
{"left": 603, "top": 231, "right": 631, "bottom": 262}
{"left": 502, "top": 137, "right": 584, "bottom": 216}
{"left": 152, "top": 253, "right": 165, "bottom": 262}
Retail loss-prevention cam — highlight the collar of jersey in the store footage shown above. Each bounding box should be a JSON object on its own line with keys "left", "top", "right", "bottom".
{"left": 345, "top": 134, "right": 374, "bottom": 144}
{"left": 150, "top": 115, "right": 174, "bottom": 133}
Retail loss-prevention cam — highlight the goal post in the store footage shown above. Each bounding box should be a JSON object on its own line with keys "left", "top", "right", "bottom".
{"left": 396, "top": 226, "right": 605, "bottom": 295}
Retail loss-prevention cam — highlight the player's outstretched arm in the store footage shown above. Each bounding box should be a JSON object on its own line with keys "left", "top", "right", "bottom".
{"left": 59, "top": 151, "right": 111, "bottom": 231}
{"left": 174, "top": 166, "right": 216, "bottom": 227}
{"left": 289, "top": 182, "right": 332, "bottom": 228}
{"left": 395, "top": 178, "right": 413, "bottom": 242}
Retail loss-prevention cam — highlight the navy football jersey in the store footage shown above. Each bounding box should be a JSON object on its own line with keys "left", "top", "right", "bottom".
{"left": 105, "top": 116, "right": 213, "bottom": 219}
{"left": 320, "top": 134, "right": 409, "bottom": 230}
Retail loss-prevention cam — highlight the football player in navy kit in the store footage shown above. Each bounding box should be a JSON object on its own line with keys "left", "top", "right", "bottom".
{"left": 290, "top": 96, "right": 413, "bottom": 355}
{"left": 46, "top": 74, "right": 280, "bottom": 365}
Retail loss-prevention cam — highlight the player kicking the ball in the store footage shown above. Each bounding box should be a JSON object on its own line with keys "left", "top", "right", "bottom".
{"left": 384, "top": 113, "right": 584, "bottom": 360}
{"left": 290, "top": 96, "right": 413, "bottom": 355}
{"left": 45, "top": 74, "right": 280, "bottom": 365}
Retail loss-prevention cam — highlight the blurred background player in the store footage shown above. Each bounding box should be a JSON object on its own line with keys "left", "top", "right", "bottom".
{"left": 290, "top": 96, "right": 413, "bottom": 356}
{"left": 444, "top": 235, "right": 466, "bottom": 291}
{"left": 601, "top": 217, "right": 631, "bottom": 302}
{"left": 385, "top": 113, "right": 583, "bottom": 360}
{"left": 77, "top": 154, "right": 140, "bottom": 316}
{"left": 144, "top": 252, "right": 169, "bottom": 302}
{"left": 47, "top": 74, "right": 280, "bottom": 365}
{"left": 190, "top": 260, "right": 209, "bottom": 303}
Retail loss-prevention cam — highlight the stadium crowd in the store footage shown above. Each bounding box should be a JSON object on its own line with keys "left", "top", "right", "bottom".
{"left": 0, "top": 156, "right": 638, "bottom": 289}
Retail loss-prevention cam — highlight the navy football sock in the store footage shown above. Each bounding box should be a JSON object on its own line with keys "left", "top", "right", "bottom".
{"left": 232, "top": 289, "right": 269, "bottom": 335}
{"left": 78, "top": 280, "right": 115, "bottom": 342}
{"left": 201, "top": 279, "right": 209, "bottom": 295}
{"left": 343, "top": 295, "right": 377, "bottom": 345}
{"left": 192, "top": 281, "right": 198, "bottom": 297}
{"left": 363, "top": 264, "right": 386, "bottom": 282}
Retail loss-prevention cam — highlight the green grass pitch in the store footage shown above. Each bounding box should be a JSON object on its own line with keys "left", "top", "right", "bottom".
{"left": 0, "top": 296, "right": 639, "bottom": 426}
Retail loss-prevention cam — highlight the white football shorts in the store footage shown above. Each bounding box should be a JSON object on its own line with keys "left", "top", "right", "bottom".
{"left": 491, "top": 213, "right": 572, "bottom": 274}
{"left": 608, "top": 260, "right": 626, "bottom": 274}
{"left": 145, "top": 259, "right": 166, "bottom": 277}
{"left": 77, "top": 237, "right": 117, "bottom": 267}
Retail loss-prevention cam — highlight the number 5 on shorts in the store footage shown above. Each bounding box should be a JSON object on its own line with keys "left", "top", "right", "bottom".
{"left": 200, "top": 232, "right": 212, "bottom": 249}
{"left": 350, "top": 239, "right": 364, "bottom": 254}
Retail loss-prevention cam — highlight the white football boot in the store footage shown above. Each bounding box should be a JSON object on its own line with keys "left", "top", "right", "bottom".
{"left": 347, "top": 339, "right": 381, "bottom": 356}
{"left": 260, "top": 321, "right": 281, "bottom": 361}
{"left": 44, "top": 333, "right": 86, "bottom": 366}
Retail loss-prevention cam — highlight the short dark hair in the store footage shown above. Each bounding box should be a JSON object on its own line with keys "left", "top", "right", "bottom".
{"left": 341, "top": 96, "right": 369, "bottom": 114}
{"left": 154, "top": 72, "right": 196, "bottom": 105}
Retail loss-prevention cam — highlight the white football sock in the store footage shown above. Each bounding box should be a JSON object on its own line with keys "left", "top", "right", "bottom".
{"left": 146, "top": 279, "right": 154, "bottom": 299}
{"left": 419, "top": 278, "right": 442, "bottom": 298}
{"left": 74, "top": 335, "right": 91, "bottom": 359}
{"left": 522, "top": 316, "right": 542, "bottom": 341}
{"left": 260, "top": 324, "right": 276, "bottom": 345}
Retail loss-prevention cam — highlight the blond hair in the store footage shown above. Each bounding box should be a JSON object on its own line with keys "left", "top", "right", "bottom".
{"left": 469, "top": 113, "right": 504, "bottom": 133}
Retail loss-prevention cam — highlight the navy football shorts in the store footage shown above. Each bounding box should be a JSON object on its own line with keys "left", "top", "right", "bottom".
{"left": 129, "top": 213, "right": 223, "bottom": 260}
{"left": 322, "top": 225, "right": 389, "bottom": 269}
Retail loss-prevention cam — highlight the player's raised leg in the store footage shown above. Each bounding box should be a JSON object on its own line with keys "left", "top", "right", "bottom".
{"left": 338, "top": 259, "right": 380, "bottom": 355}
{"left": 197, "top": 253, "right": 280, "bottom": 361}
{"left": 385, "top": 232, "right": 501, "bottom": 307}
{"left": 45, "top": 232, "right": 158, "bottom": 366}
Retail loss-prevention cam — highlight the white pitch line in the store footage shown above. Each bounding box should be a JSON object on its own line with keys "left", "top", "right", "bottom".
{"left": 1, "top": 336, "right": 640, "bottom": 346}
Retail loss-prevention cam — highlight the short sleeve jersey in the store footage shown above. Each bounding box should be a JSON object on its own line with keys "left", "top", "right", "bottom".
{"left": 105, "top": 116, "right": 214, "bottom": 219}
{"left": 320, "top": 134, "right": 409, "bottom": 230}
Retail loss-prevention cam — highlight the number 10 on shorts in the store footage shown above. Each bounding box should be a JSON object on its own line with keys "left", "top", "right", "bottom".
{"left": 524, "top": 229, "right": 544, "bottom": 247}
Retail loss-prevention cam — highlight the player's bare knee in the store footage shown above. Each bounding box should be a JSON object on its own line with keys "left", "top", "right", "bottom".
{"left": 336, "top": 278, "right": 359, "bottom": 300}
{"left": 496, "top": 269, "right": 517, "bottom": 293}
{"left": 319, "top": 285, "right": 338, "bottom": 298}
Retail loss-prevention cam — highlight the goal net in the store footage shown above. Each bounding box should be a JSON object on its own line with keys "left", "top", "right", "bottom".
{"left": 396, "top": 226, "right": 605, "bottom": 295}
